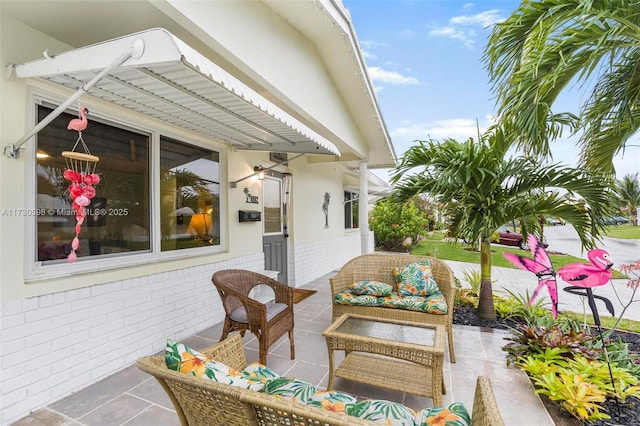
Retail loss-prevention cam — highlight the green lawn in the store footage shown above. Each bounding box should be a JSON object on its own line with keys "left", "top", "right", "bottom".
{"left": 412, "top": 234, "right": 626, "bottom": 278}
{"left": 604, "top": 224, "right": 640, "bottom": 239}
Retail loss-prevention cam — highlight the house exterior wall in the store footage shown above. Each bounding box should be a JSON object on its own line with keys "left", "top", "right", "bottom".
{"left": 0, "top": 2, "right": 381, "bottom": 423}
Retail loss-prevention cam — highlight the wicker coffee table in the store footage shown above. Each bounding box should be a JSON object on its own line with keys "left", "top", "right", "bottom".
{"left": 323, "top": 313, "right": 446, "bottom": 405}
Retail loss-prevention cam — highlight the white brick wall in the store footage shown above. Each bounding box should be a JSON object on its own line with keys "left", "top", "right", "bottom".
{"left": 289, "top": 233, "right": 363, "bottom": 287}
{"left": 0, "top": 253, "right": 264, "bottom": 425}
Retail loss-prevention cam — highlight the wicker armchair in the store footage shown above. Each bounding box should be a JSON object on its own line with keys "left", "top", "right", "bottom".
{"left": 329, "top": 254, "right": 456, "bottom": 362}
{"left": 136, "top": 334, "right": 505, "bottom": 426}
{"left": 212, "top": 269, "right": 294, "bottom": 365}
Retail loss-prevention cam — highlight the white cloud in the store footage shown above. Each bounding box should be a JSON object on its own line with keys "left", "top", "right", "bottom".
{"left": 463, "top": 3, "right": 475, "bottom": 9}
{"left": 429, "top": 26, "right": 474, "bottom": 48}
{"left": 391, "top": 118, "right": 491, "bottom": 148}
{"left": 450, "top": 9, "right": 504, "bottom": 28}
{"left": 368, "top": 66, "right": 419, "bottom": 85}
{"left": 430, "top": 9, "right": 504, "bottom": 48}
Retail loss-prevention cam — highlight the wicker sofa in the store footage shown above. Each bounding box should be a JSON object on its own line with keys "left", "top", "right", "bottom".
{"left": 137, "top": 334, "right": 505, "bottom": 426}
{"left": 329, "top": 254, "right": 457, "bottom": 362}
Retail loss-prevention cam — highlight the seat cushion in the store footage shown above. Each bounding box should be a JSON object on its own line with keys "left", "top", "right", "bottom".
{"left": 378, "top": 293, "right": 448, "bottom": 314}
{"left": 263, "top": 377, "right": 317, "bottom": 404}
{"left": 229, "top": 301, "right": 287, "bottom": 323}
{"left": 306, "top": 390, "right": 357, "bottom": 413}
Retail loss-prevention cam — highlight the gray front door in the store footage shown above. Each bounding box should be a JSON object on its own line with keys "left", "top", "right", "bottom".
{"left": 262, "top": 175, "right": 288, "bottom": 284}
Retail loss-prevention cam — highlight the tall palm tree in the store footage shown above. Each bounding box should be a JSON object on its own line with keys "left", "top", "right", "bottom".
{"left": 390, "top": 128, "right": 614, "bottom": 320}
{"left": 617, "top": 173, "right": 640, "bottom": 226}
{"left": 484, "top": 0, "right": 640, "bottom": 173}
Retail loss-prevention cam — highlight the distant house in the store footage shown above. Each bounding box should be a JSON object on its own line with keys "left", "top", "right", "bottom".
{"left": 0, "top": 1, "right": 396, "bottom": 423}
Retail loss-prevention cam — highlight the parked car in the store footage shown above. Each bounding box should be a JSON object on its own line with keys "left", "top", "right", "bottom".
{"left": 546, "top": 217, "right": 565, "bottom": 226}
{"left": 493, "top": 225, "right": 549, "bottom": 250}
{"left": 613, "top": 216, "right": 630, "bottom": 224}
{"left": 598, "top": 216, "right": 627, "bottom": 226}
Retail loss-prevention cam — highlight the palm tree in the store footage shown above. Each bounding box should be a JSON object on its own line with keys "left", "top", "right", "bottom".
{"left": 484, "top": 0, "right": 640, "bottom": 173}
{"left": 617, "top": 173, "right": 640, "bottom": 226}
{"left": 390, "top": 128, "right": 614, "bottom": 320}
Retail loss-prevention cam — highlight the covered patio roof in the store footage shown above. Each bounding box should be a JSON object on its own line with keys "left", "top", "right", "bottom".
{"left": 10, "top": 28, "right": 340, "bottom": 156}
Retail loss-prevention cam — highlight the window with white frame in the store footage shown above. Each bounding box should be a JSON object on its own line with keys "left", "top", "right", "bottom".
{"left": 344, "top": 190, "right": 359, "bottom": 229}
{"left": 35, "top": 104, "right": 220, "bottom": 265}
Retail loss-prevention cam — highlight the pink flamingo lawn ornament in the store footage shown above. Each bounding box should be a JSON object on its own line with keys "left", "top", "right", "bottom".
{"left": 503, "top": 234, "right": 559, "bottom": 318}
{"left": 66, "top": 106, "right": 88, "bottom": 132}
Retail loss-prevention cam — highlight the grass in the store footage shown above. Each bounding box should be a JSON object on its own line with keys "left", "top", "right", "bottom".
{"left": 605, "top": 225, "right": 640, "bottom": 239}
{"left": 416, "top": 232, "right": 626, "bottom": 278}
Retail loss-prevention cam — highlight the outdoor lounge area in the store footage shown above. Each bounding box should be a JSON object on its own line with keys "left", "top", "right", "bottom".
{"left": 12, "top": 266, "right": 555, "bottom": 426}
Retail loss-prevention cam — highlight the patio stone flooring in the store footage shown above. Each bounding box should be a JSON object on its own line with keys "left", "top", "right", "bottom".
{"left": 12, "top": 266, "right": 556, "bottom": 426}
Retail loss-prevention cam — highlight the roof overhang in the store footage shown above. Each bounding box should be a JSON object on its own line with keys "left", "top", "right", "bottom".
{"left": 11, "top": 28, "right": 340, "bottom": 156}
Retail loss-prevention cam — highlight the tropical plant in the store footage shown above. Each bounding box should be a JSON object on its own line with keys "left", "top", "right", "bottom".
{"left": 390, "top": 127, "right": 614, "bottom": 320}
{"left": 616, "top": 173, "right": 640, "bottom": 226}
{"left": 484, "top": 0, "right": 640, "bottom": 173}
{"left": 368, "top": 198, "right": 428, "bottom": 252}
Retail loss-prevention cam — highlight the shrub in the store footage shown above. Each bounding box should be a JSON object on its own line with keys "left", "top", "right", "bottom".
{"left": 369, "top": 198, "right": 428, "bottom": 252}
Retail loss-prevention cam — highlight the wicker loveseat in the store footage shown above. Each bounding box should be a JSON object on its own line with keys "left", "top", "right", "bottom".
{"left": 330, "top": 254, "right": 457, "bottom": 362}
{"left": 137, "top": 334, "right": 505, "bottom": 426}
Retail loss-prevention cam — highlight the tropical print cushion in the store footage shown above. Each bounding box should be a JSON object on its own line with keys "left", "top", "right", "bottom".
{"left": 350, "top": 280, "right": 394, "bottom": 297}
{"left": 263, "top": 377, "right": 317, "bottom": 404}
{"left": 345, "top": 399, "right": 416, "bottom": 425}
{"left": 378, "top": 293, "right": 448, "bottom": 314}
{"left": 242, "top": 362, "right": 280, "bottom": 382}
{"left": 393, "top": 260, "right": 440, "bottom": 297}
{"left": 335, "top": 291, "right": 380, "bottom": 306}
{"left": 306, "top": 390, "right": 357, "bottom": 413}
{"left": 414, "top": 402, "right": 471, "bottom": 426}
{"left": 165, "top": 339, "right": 265, "bottom": 391}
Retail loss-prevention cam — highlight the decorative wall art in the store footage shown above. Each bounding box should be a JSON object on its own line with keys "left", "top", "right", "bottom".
{"left": 243, "top": 187, "right": 259, "bottom": 204}
{"left": 322, "top": 192, "right": 331, "bottom": 228}
{"left": 63, "top": 107, "right": 100, "bottom": 264}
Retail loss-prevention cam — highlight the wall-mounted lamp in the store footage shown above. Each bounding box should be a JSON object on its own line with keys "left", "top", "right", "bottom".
{"left": 254, "top": 165, "right": 265, "bottom": 180}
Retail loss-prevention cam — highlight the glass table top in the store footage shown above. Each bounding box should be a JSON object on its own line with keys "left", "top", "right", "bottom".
{"left": 335, "top": 317, "right": 435, "bottom": 346}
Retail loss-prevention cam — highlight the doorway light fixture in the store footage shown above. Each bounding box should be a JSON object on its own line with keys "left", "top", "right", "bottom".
{"left": 254, "top": 165, "right": 265, "bottom": 180}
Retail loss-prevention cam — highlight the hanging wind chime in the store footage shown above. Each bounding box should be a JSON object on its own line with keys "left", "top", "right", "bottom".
{"left": 63, "top": 107, "right": 100, "bottom": 263}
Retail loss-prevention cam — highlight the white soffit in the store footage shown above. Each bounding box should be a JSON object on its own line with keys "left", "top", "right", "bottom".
{"left": 13, "top": 28, "right": 340, "bottom": 156}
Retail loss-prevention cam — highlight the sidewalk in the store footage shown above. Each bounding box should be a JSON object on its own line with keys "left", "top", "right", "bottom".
{"left": 444, "top": 260, "right": 638, "bottom": 322}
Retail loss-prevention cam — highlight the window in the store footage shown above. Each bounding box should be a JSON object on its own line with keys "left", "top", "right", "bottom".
{"left": 263, "top": 177, "right": 282, "bottom": 234}
{"left": 35, "top": 104, "right": 221, "bottom": 266}
{"left": 160, "top": 136, "right": 220, "bottom": 251}
{"left": 344, "top": 191, "right": 359, "bottom": 229}
{"left": 36, "top": 105, "right": 151, "bottom": 262}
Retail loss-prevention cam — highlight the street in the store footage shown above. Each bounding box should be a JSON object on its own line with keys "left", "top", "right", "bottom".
{"left": 543, "top": 224, "right": 640, "bottom": 266}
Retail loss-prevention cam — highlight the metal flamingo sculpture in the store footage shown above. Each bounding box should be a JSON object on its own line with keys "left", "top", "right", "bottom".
{"left": 558, "top": 248, "right": 615, "bottom": 324}
{"left": 67, "top": 106, "right": 89, "bottom": 132}
{"left": 504, "top": 234, "right": 559, "bottom": 318}
{"left": 558, "top": 248, "right": 619, "bottom": 411}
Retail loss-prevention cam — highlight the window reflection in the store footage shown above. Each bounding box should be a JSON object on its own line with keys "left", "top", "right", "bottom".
{"left": 160, "top": 136, "right": 220, "bottom": 251}
{"left": 36, "top": 105, "right": 150, "bottom": 262}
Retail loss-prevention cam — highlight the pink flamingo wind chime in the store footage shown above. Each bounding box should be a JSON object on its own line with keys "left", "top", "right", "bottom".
{"left": 504, "top": 235, "right": 620, "bottom": 408}
{"left": 63, "top": 107, "right": 100, "bottom": 263}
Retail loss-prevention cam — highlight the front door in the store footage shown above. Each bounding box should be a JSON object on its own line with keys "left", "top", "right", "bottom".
{"left": 262, "top": 175, "right": 288, "bottom": 284}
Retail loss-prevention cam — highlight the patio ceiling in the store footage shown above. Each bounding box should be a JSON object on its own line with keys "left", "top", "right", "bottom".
{"left": 11, "top": 28, "right": 340, "bottom": 157}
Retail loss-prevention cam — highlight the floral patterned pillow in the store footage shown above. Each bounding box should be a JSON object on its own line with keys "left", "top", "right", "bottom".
{"left": 377, "top": 293, "right": 448, "bottom": 314}
{"left": 350, "top": 280, "right": 394, "bottom": 296}
{"left": 263, "top": 377, "right": 317, "bottom": 404}
{"left": 414, "top": 402, "right": 471, "bottom": 426}
{"left": 393, "top": 260, "right": 440, "bottom": 297}
{"left": 306, "top": 390, "right": 357, "bottom": 413}
{"left": 345, "top": 399, "right": 416, "bottom": 425}
{"left": 241, "top": 362, "right": 281, "bottom": 383}
{"left": 165, "top": 339, "right": 265, "bottom": 391}
{"left": 334, "top": 292, "right": 381, "bottom": 306}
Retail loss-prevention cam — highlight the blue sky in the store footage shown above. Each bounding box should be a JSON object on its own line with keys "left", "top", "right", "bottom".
{"left": 342, "top": 0, "right": 638, "bottom": 181}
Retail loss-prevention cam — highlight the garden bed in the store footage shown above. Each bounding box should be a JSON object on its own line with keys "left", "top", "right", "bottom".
{"left": 453, "top": 306, "right": 640, "bottom": 425}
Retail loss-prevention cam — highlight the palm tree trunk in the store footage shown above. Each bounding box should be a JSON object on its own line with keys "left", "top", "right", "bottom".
{"left": 477, "top": 235, "right": 497, "bottom": 320}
